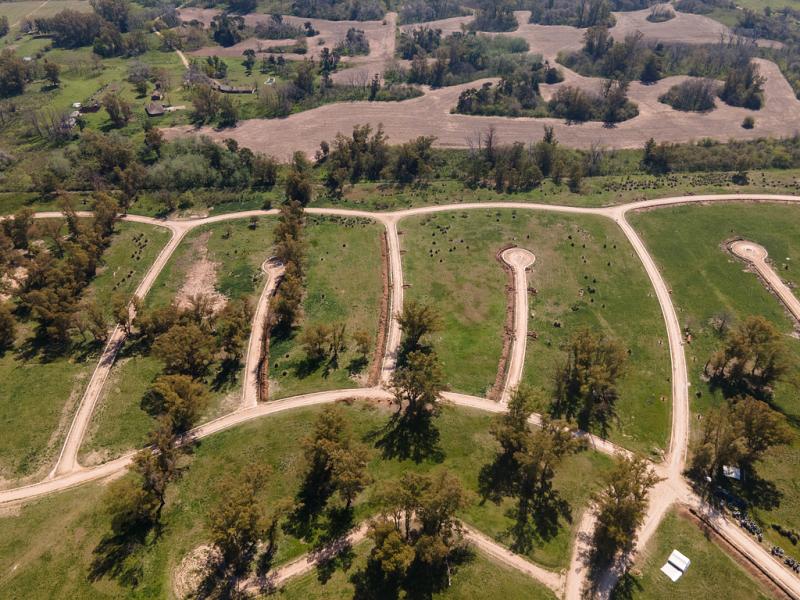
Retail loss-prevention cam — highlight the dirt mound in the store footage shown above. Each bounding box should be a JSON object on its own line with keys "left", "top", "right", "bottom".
{"left": 172, "top": 544, "right": 221, "bottom": 600}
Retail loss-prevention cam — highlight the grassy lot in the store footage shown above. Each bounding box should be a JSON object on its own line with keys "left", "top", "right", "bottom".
{"left": 0, "top": 221, "right": 169, "bottom": 480}
{"left": 613, "top": 509, "right": 772, "bottom": 600}
{"left": 1, "top": 403, "right": 604, "bottom": 598}
{"left": 82, "top": 215, "right": 384, "bottom": 460}
{"left": 4, "top": 168, "right": 800, "bottom": 218}
{"left": 270, "top": 215, "right": 384, "bottom": 399}
{"left": 402, "top": 210, "right": 671, "bottom": 455}
{"left": 280, "top": 540, "right": 557, "bottom": 600}
{"left": 311, "top": 169, "right": 800, "bottom": 212}
{"left": 81, "top": 217, "right": 277, "bottom": 464}
{"left": 0, "top": 0, "right": 90, "bottom": 35}
{"left": 630, "top": 202, "right": 800, "bottom": 559}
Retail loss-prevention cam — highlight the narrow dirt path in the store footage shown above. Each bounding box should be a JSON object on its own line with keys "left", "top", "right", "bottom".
{"left": 51, "top": 220, "right": 191, "bottom": 478}
{"left": 241, "top": 258, "right": 285, "bottom": 409}
{"left": 730, "top": 239, "right": 800, "bottom": 322}
{"left": 498, "top": 247, "right": 536, "bottom": 405}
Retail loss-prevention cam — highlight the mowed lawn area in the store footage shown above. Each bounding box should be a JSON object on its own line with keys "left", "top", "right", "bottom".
{"left": 613, "top": 509, "right": 772, "bottom": 600}
{"left": 0, "top": 220, "right": 170, "bottom": 481}
{"left": 81, "top": 217, "right": 276, "bottom": 464}
{"left": 280, "top": 540, "right": 557, "bottom": 600}
{"left": 401, "top": 210, "right": 671, "bottom": 455}
{"left": 630, "top": 202, "right": 800, "bottom": 559}
{"left": 2, "top": 403, "right": 606, "bottom": 598}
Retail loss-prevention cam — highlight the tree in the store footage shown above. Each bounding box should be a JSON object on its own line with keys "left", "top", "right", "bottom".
{"left": 285, "top": 151, "right": 313, "bottom": 205}
{"left": 189, "top": 83, "right": 220, "bottom": 124}
{"left": 301, "top": 322, "right": 332, "bottom": 364}
{"left": 142, "top": 374, "right": 210, "bottom": 433}
{"left": 397, "top": 299, "right": 441, "bottom": 354}
{"left": 43, "top": 61, "right": 61, "bottom": 86}
{"left": 639, "top": 52, "right": 661, "bottom": 84}
{"left": 360, "top": 469, "right": 469, "bottom": 596}
{"left": 0, "top": 16, "right": 8, "bottom": 38}
{"left": 242, "top": 48, "right": 256, "bottom": 73}
{"left": 216, "top": 298, "right": 252, "bottom": 363}
{"left": 391, "top": 136, "right": 436, "bottom": 185}
{"left": 591, "top": 456, "right": 661, "bottom": 566}
{"left": 390, "top": 350, "right": 444, "bottom": 422}
{"left": 706, "top": 315, "right": 787, "bottom": 399}
{"left": 207, "top": 463, "right": 271, "bottom": 585}
{"left": 91, "top": 0, "right": 129, "bottom": 32}
{"left": 252, "top": 153, "right": 278, "bottom": 189}
{"left": 217, "top": 94, "right": 239, "bottom": 128}
{"left": 479, "top": 387, "right": 584, "bottom": 551}
{"left": 552, "top": 328, "right": 627, "bottom": 433}
{"left": 691, "top": 395, "right": 791, "bottom": 482}
{"left": 102, "top": 91, "right": 132, "bottom": 128}
{"left": 132, "top": 417, "right": 181, "bottom": 522}
{"left": 0, "top": 302, "right": 15, "bottom": 353}
{"left": 0, "top": 50, "right": 27, "bottom": 98}
{"left": 152, "top": 322, "right": 215, "bottom": 378}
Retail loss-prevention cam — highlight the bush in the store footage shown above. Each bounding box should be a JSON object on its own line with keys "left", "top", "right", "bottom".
{"left": 646, "top": 4, "right": 675, "bottom": 22}
{"left": 659, "top": 78, "right": 718, "bottom": 112}
{"left": 335, "top": 28, "right": 370, "bottom": 56}
{"left": 719, "top": 60, "right": 765, "bottom": 109}
{"left": 742, "top": 115, "right": 755, "bottom": 129}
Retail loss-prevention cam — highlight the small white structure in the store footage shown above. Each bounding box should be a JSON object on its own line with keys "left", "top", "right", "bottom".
{"left": 661, "top": 549, "right": 691, "bottom": 582}
{"left": 723, "top": 465, "right": 742, "bottom": 480}
{"left": 72, "top": 102, "right": 82, "bottom": 109}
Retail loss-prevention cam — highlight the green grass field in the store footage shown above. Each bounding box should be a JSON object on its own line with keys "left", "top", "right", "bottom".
{"left": 0, "top": 221, "right": 169, "bottom": 480}
{"left": 1, "top": 403, "right": 605, "bottom": 598}
{"left": 613, "top": 509, "right": 772, "bottom": 600}
{"left": 630, "top": 202, "right": 800, "bottom": 559}
{"left": 270, "top": 215, "right": 384, "bottom": 399}
{"left": 82, "top": 215, "right": 384, "bottom": 461}
{"left": 81, "top": 217, "right": 277, "bottom": 464}
{"left": 280, "top": 540, "right": 557, "bottom": 600}
{"left": 402, "top": 210, "right": 671, "bottom": 455}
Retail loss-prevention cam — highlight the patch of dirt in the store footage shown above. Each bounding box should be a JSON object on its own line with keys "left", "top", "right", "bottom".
{"left": 173, "top": 544, "right": 221, "bottom": 600}
{"left": 176, "top": 232, "right": 228, "bottom": 314}
{"left": 0, "top": 266, "right": 27, "bottom": 302}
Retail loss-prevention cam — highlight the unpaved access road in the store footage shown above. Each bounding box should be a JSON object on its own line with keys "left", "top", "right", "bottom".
{"left": 6, "top": 194, "right": 800, "bottom": 600}
{"left": 241, "top": 258, "right": 285, "bottom": 408}
{"left": 730, "top": 239, "right": 800, "bottom": 323}
{"left": 499, "top": 247, "right": 536, "bottom": 405}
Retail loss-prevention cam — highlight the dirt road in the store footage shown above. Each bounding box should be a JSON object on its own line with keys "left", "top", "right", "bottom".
{"left": 499, "top": 247, "right": 536, "bottom": 405}
{"left": 241, "top": 258, "right": 285, "bottom": 409}
{"left": 730, "top": 239, "right": 800, "bottom": 323}
{"left": 9, "top": 194, "right": 800, "bottom": 600}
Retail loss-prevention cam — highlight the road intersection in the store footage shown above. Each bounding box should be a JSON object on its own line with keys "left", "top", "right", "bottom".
{"left": 4, "top": 194, "right": 800, "bottom": 598}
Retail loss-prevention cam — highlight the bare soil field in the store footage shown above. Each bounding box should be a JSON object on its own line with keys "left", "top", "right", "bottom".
{"left": 165, "top": 7, "right": 800, "bottom": 156}
{"left": 162, "top": 57, "right": 800, "bottom": 159}
{"left": 178, "top": 7, "right": 396, "bottom": 84}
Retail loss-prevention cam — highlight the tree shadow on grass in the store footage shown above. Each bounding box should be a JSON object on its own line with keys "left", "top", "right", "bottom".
{"left": 368, "top": 411, "right": 443, "bottom": 464}
{"left": 506, "top": 491, "right": 572, "bottom": 555}
{"left": 87, "top": 517, "right": 156, "bottom": 588}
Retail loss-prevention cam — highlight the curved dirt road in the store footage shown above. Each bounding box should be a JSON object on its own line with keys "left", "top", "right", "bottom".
{"left": 9, "top": 194, "right": 800, "bottom": 599}
{"left": 241, "top": 258, "right": 285, "bottom": 409}
{"left": 730, "top": 239, "right": 800, "bottom": 323}
{"left": 499, "top": 247, "right": 536, "bottom": 405}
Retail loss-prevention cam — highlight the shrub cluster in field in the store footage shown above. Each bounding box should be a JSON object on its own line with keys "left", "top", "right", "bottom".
{"left": 659, "top": 78, "right": 718, "bottom": 112}
{"left": 560, "top": 27, "right": 765, "bottom": 109}
{"left": 254, "top": 14, "right": 318, "bottom": 40}
{"left": 528, "top": 0, "right": 655, "bottom": 27}
{"left": 394, "top": 28, "right": 531, "bottom": 88}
